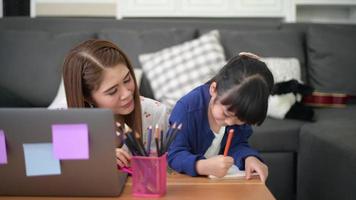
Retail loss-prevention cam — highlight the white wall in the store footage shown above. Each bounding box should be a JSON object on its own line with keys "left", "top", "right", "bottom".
{"left": 31, "top": 0, "right": 116, "bottom": 17}
{"left": 117, "top": 0, "right": 295, "bottom": 21}
{"left": 297, "top": 6, "right": 356, "bottom": 23}
{"left": 296, "top": 0, "right": 356, "bottom": 24}
{"left": 27, "top": 0, "right": 356, "bottom": 24}
{"left": 117, "top": 0, "right": 356, "bottom": 23}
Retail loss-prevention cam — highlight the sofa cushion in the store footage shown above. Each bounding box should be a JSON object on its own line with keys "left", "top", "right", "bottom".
{"left": 0, "top": 86, "right": 32, "bottom": 107}
{"left": 138, "top": 30, "right": 225, "bottom": 109}
{"left": 307, "top": 25, "right": 356, "bottom": 95}
{"left": 98, "top": 28, "right": 197, "bottom": 99}
{"left": 251, "top": 118, "right": 306, "bottom": 152}
{"left": 0, "top": 30, "right": 92, "bottom": 107}
{"left": 218, "top": 30, "right": 307, "bottom": 82}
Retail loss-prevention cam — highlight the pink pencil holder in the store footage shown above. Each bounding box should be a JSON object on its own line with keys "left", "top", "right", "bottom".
{"left": 131, "top": 153, "right": 167, "bottom": 197}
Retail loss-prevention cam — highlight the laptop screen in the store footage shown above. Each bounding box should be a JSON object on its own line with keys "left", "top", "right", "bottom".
{"left": 0, "top": 108, "right": 127, "bottom": 196}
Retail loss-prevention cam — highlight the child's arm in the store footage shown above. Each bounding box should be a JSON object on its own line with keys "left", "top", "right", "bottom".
{"left": 227, "top": 125, "right": 262, "bottom": 170}
{"left": 168, "top": 101, "right": 205, "bottom": 176}
{"left": 226, "top": 125, "right": 268, "bottom": 182}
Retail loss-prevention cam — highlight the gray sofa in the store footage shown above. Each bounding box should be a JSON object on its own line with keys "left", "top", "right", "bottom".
{"left": 1, "top": 17, "right": 356, "bottom": 200}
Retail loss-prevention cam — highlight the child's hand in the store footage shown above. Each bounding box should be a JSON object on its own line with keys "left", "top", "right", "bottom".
{"left": 116, "top": 148, "right": 132, "bottom": 168}
{"left": 245, "top": 156, "right": 268, "bottom": 183}
{"left": 196, "top": 155, "right": 234, "bottom": 178}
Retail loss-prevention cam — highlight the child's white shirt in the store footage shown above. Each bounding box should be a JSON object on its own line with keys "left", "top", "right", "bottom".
{"left": 204, "top": 127, "right": 225, "bottom": 158}
{"left": 204, "top": 126, "right": 239, "bottom": 175}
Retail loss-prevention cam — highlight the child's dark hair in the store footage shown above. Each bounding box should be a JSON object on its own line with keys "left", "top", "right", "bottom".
{"left": 208, "top": 55, "right": 274, "bottom": 126}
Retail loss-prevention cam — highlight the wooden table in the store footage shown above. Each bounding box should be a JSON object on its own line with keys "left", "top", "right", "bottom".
{"left": 0, "top": 173, "right": 275, "bottom": 200}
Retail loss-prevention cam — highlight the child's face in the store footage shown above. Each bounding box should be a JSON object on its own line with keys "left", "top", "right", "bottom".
{"left": 90, "top": 64, "right": 136, "bottom": 115}
{"left": 209, "top": 81, "right": 245, "bottom": 127}
{"left": 210, "top": 98, "right": 245, "bottom": 127}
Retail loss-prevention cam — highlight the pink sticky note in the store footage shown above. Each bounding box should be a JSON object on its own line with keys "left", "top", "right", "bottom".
{"left": 0, "top": 130, "right": 8, "bottom": 164}
{"left": 52, "top": 124, "right": 89, "bottom": 160}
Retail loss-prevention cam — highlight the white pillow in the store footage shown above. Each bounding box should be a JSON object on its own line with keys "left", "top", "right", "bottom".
{"left": 267, "top": 93, "right": 297, "bottom": 119}
{"left": 133, "top": 68, "right": 143, "bottom": 87}
{"left": 48, "top": 68, "right": 144, "bottom": 109}
{"left": 48, "top": 77, "right": 67, "bottom": 109}
{"left": 261, "top": 57, "right": 302, "bottom": 84}
{"left": 139, "top": 30, "right": 225, "bottom": 109}
{"left": 261, "top": 57, "right": 302, "bottom": 119}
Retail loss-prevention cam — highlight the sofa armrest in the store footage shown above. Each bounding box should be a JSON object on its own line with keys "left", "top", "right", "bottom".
{"left": 297, "top": 120, "right": 356, "bottom": 200}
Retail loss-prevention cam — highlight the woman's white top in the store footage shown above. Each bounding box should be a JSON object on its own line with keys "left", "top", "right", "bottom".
{"left": 139, "top": 96, "right": 169, "bottom": 151}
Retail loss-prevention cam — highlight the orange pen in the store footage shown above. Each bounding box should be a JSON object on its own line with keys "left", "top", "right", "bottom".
{"left": 223, "top": 129, "right": 234, "bottom": 156}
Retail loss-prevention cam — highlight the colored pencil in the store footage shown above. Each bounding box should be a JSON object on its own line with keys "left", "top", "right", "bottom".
{"left": 223, "top": 129, "right": 234, "bottom": 156}
{"left": 135, "top": 132, "right": 148, "bottom": 156}
{"left": 165, "top": 122, "right": 176, "bottom": 141}
{"left": 154, "top": 124, "right": 160, "bottom": 156}
{"left": 161, "top": 126, "right": 172, "bottom": 154}
{"left": 146, "top": 126, "right": 152, "bottom": 156}
{"left": 165, "top": 123, "right": 182, "bottom": 151}
{"left": 124, "top": 135, "right": 138, "bottom": 156}
{"left": 160, "top": 129, "right": 164, "bottom": 156}
{"left": 123, "top": 124, "right": 143, "bottom": 156}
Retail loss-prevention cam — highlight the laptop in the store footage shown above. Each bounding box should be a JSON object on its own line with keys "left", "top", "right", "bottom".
{"left": 0, "top": 108, "right": 127, "bottom": 196}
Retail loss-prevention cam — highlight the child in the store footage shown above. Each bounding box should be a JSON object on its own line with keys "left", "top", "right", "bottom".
{"left": 62, "top": 39, "right": 169, "bottom": 167}
{"left": 168, "top": 55, "right": 273, "bottom": 183}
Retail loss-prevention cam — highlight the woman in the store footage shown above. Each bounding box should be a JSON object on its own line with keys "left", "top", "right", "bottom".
{"left": 62, "top": 39, "right": 169, "bottom": 167}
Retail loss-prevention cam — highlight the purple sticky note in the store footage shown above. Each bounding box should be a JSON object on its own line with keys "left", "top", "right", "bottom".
{"left": 0, "top": 130, "right": 7, "bottom": 164}
{"left": 52, "top": 124, "right": 89, "bottom": 160}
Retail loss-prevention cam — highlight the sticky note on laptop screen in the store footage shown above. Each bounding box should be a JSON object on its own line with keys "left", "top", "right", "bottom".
{"left": 0, "top": 130, "right": 8, "bottom": 164}
{"left": 52, "top": 124, "right": 89, "bottom": 160}
{"left": 23, "top": 143, "right": 61, "bottom": 176}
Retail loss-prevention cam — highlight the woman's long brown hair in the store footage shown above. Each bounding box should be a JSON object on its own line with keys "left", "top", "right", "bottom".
{"left": 62, "top": 39, "right": 143, "bottom": 136}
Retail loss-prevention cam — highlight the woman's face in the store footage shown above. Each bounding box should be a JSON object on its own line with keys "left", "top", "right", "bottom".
{"left": 90, "top": 64, "right": 136, "bottom": 115}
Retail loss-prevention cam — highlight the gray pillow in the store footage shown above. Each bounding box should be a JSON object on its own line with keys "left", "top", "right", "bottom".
{"left": 98, "top": 28, "right": 197, "bottom": 99}
{"left": 307, "top": 25, "right": 356, "bottom": 95}
{"left": 0, "top": 31, "right": 93, "bottom": 107}
{"left": 218, "top": 30, "right": 306, "bottom": 82}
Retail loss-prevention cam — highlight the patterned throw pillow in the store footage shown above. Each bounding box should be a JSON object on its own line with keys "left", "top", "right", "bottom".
{"left": 139, "top": 30, "right": 225, "bottom": 109}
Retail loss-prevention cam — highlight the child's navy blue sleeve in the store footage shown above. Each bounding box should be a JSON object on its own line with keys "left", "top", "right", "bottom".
{"left": 167, "top": 101, "right": 205, "bottom": 176}
{"left": 227, "top": 125, "right": 262, "bottom": 170}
